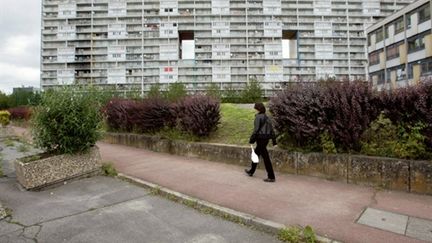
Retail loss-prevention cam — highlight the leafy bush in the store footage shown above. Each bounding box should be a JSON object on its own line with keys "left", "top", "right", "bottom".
{"left": 164, "top": 82, "right": 187, "bottom": 102}
{"left": 270, "top": 81, "right": 379, "bottom": 151}
{"left": 240, "top": 79, "right": 263, "bottom": 103}
{"left": 221, "top": 85, "right": 242, "bottom": 103}
{"left": 147, "top": 83, "right": 162, "bottom": 99}
{"left": 380, "top": 82, "right": 432, "bottom": 150}
{"left": 320, "top": 130, "right": 337, "bottom": 154}
{"left": 172, "top": 95, "right": 221, "bottom": 137}
{"left": 32, "top": 88, "right": 103, "bottom": 154}
{"left": 0, "top": 110, "right": 10, "bottom": 126}
{"left": 131, "top": 98, "right": 172, "bottom": 133}
{"left": 8, "top": 106, "right": 32, "bottom": 121}
{"left": 361, "top": 113, "right": 398, "bottom": 157}
{"left": 102, "top": 98, "right": 136, "bottom": 132}
{"left": 103, "top": 98, "right": 172, "bottom": 133}
{"left": 394, "top": 122, "right": 428, "bottom": 160}
{"left": 205, "top": 83, "right": 222, "bottom": 100}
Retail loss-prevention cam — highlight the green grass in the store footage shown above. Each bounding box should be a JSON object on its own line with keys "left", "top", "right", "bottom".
{"left": 205, "top": 103, "right": 256, "bottom": 145}
{"left": 4, "top": 139, "right": 14, "bottom": 147}
{"left": 17, "top": 144, "right": 30, "bottom": 153}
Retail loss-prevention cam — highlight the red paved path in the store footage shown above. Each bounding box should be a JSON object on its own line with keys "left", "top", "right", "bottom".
{"left": 98, "top": 142, "right": 432, "bottom": 243}
{"left": 12, "top": 127, "right": 432, "bottom": 242}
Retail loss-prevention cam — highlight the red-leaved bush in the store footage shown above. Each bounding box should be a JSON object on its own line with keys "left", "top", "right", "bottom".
{"left": 380, "top": 80, "right": 432, "bottom": 147}
{"left": 270, "top": 81, "right": 380, "bottom": 151}
{"left": 172, "top": 95, "right": 221, "bottom": 137}
{"left": 102, "top": 98, "right": 171, "bottom": 132}
{"left": 8, "top": 106, "right": 32, "bottom": 121}
{"left": 103, "top": 96, "right": 220, "bottom": 137}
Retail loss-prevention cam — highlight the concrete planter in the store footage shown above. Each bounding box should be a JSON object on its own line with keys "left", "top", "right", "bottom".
{"left": 15, "top": 146, "right": 101, "bottom": 190}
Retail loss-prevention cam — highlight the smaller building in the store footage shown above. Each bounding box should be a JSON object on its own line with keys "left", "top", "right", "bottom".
{"left": 367, "top": 0, "right": 431, "bottom": 90}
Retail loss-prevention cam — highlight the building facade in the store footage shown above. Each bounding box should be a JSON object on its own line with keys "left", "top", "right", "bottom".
{"left": 41, "top": 0, "right": 414, "bottom": 95}
{"left": 367, "top": 0, "right": 431, "bottom": 90}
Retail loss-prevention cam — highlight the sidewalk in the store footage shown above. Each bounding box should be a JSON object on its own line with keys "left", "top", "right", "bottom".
{"left": 99, "top": 141, "right": 432, "bottom": 243}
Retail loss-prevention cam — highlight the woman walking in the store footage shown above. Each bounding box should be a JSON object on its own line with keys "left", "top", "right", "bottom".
{"left": 245, "top": 102, "right": 277, "bottom": 182}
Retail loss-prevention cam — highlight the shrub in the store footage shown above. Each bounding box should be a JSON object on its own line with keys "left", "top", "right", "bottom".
{"left": 221, "top": 85, "right": 242, "bottom": 103}
{"left": 240, "top": 79, "right": 263, "bottom": 103}
{"left": 32, "top": 88, "right": 103, "bottom": 154}
{"left": 380, "top": 82, "right": 432, "bottom": 150}
{"left": 102, "top": 98, "right": 136, "bottom": 132}
{"left": 147, "top": 83, "right": 162, "bottom": 99}
{"left": 205, "top": 83, "right": 222, "bottom": 100}
{"left": 0, "top": 110, "right": 10, "bottom": 126}
{"left": 394, "top": 122, "right": 428, "bottom": 160}
{"left": 164, "top": 82, "right": 187, "bottom": 102}
{"left": 102, "top": 98, "right": 171, "bottom": 133}
{"left": 172, "top": 95, "right": 221, "bottom": 137}
{"left": 8, "top": 106, "right": 32, "bottom": 121}
{"left": 270, "top": 81, "right": 379, "bottom": 151}
{"left": 320, "top": 130, "right": 337, "bottom": 154}
{"left": 361, "top": 113, "right": 398, "bottom": 157}
{"left": 130, "top": 98, "right": 172, "bottom": 133}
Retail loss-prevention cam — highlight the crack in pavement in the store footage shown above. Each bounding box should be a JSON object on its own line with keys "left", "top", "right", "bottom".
{"left": 0, "top": 193, "right": 150, "bottom": 241}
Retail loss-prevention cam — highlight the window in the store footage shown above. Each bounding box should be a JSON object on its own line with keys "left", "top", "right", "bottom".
{"left": 385, "top": 26, "right": 390, "bottom": 39}
{"left": 408, "top": 33, "right": 427, "bottom": 53}
{"left": 406, "top": 14, "right": 412, "bottom": 29}
{"left": 420, "top": 57, "right": 432, "bottom": 76}
{"left": 375, "top": 28, "right": 384, "bottom": 42}
{"left": 394, "top": 17, "right": 404, "bottom": 34}
{"left": 367, "top": 34, "right": 372, "bottom": 46}
{"left": 418, "top": 3, "right": 431, "bottom": 24}
{"left": 386, "top": 42, "right": 402, "bottom": 60}
{"left": 369, "top": 50, "right": 381, "bottom": 66}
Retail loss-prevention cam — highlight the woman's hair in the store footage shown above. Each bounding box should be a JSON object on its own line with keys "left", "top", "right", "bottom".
{"left": 254, "top": 102, "right": 266, "bottom": 114}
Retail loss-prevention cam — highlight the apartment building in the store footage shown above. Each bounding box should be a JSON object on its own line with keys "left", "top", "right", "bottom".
{"left": 367, "top": 0, "right": 431, "bottom": 90}
{"left": 41, "top": 0, "right": 414, "bottom": 95}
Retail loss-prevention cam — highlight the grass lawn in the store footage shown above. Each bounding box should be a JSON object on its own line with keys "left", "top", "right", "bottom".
{"left": 205, "top": 103, "right": 256, "bottom": 145}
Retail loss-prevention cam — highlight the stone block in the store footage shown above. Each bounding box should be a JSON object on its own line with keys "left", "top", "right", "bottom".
{"left": 297, "top": 153, "right": 326, "bottom": 178}
{"left": 410, "top": 160, "right": 432, "bottom": 194}
{"left": 349, "top": 155, "right": 382, "bottom": 187}
{"left": 381, "top": 158, "right": 409, "bottom": 192}
{"left": 325, "top": 153, "right": 349, "bottom": 182}
{"left": 269, "top": 149, "right": 296, "bottom": 174}
{"left": 15, "top": 146, "right": 101, "bottom": 190}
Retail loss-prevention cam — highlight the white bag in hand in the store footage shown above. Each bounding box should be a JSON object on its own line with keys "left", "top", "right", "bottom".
{"left": 251, "top": 145, "right": 259, "bottom": 163}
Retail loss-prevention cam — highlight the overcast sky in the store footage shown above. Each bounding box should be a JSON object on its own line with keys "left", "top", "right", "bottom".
{"left": 0, "top": 0, "right": 41, "bottom": 94}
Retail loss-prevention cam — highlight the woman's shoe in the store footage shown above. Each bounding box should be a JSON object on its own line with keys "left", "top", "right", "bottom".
{"left": 244, "top": 169, "right": 253, "bottom": 177}
{"left": 263, "top": 178, "right": 275, "bottom": 182}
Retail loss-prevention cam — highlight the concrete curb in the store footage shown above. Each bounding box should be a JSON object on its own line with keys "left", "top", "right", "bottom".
{"left": 118, "top": 173, "right": 341, "bottom": 243}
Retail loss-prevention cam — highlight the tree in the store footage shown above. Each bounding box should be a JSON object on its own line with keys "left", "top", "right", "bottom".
{"left": 241, "top": 79, "right": 263, "bottom": 103}
{"left": 164, "top": 82, "right": 187, "bottom": 102}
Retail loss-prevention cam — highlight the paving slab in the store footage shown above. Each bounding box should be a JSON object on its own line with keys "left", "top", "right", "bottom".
{"left": 0, "top": 176, "right": 281, "bottom": 243}
{"left": 36, "top": 196, "right": 280, "bottom": 243}
{"left": 0, "top": 176, "right": 149, "bottom": 226}
{"left": 406, "top": 217, "right": 432, "bottom": 242}
{"left": 357, "top": 208, "right": 408, "bottom": 235}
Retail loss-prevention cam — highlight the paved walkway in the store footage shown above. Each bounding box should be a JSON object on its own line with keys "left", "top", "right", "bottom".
{"left": 99, "top": 142, "right": 432, "bottom": 243}
{"left": 10, "top": 127, "right": 432, "bottom": 242}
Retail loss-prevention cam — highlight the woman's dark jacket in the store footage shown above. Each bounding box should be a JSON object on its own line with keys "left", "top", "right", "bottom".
{"left": 249, "top": 113, "right": 277, "bottom": 145}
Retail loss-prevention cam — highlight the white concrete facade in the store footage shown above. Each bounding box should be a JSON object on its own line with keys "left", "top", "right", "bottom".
{"left": 41, "top": 0, "right": 414, "bottom": 95}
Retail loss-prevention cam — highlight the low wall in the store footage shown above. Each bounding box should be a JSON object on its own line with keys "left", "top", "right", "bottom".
{"left": 103, "top": 132, "right": 432, "bottom": 195}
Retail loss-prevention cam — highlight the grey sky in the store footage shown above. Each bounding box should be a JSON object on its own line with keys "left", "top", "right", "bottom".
{"left": 0, "top": 0, "right": 41, "bottom": 94}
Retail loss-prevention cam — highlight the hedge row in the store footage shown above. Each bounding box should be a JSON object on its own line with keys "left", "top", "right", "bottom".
{"left": 269, "top": 80, "right": 432, "bottom": 157}
{"left": 103, "top": 95, "right": 220, "bottom": 137}
{"left": 8, "top": 106, "right": 32, "bottom": 121}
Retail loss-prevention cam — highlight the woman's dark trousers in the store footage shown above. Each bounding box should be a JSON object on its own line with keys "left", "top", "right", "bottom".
{"left": 249, "top": 139, "right": 275, "bottom": 179}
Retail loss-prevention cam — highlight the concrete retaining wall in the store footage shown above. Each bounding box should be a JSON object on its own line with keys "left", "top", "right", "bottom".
{"left": 103, "top": 132, "right": 432, "bottom": 195}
